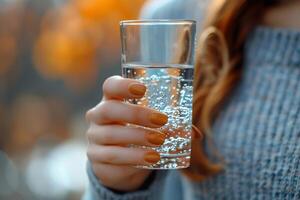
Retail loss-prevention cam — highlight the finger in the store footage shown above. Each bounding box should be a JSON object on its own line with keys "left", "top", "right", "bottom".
{"left": 103, "top": 76, "right": 146, "bottom": 100}
{"left": 86, "top": 100, "right": 168, "bottom": 128}
{"left": 87, "top": 125, "right": 165, "bottom": 146}
{"left": 87, "top": 145, "right": 160, "bottom": 165}
{"left": 91, "top": 163, "right": 150, "bottom": 180}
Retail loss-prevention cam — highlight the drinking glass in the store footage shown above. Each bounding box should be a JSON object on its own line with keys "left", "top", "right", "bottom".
{"left": 120, "top": 20, "right": 196, "bottom": 169}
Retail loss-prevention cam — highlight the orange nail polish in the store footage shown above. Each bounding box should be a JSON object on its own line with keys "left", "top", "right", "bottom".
{"left": 128, "top": 83, "right": 146, "bottom": 96}
{"left": 146, "top": 131, "right": 165, "bottom": 145}
{"left": 144, "top": 152, "right": 160, "bottom": 163}
{"left": 149, "top": 112, "right": 168, "bottom": 126}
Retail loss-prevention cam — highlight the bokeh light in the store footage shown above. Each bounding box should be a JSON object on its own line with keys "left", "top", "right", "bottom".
{"left": 34, "top": 0, "right": 146, "bottom": 91}
{"left": 0, "top": 0, "right": 147, "bottom": 199}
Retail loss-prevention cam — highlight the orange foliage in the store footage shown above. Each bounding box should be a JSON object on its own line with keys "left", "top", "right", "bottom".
{"left": 7, "top": 95, "right": 70, "bottom": 154}
{"left": 74, "top": 0, "right": 119, "bottom": 20}
{"left": 74, "top": 0, "right": 146, "bottom": 20}
{"left": 0, "top": 34, "right": 16, "bottom": 76}
{"left": 34, "top": 0, "right": 146, "bottom": 91}
{"left": 0, "top": 3, "right": 22, "bottom": 77}
{"left": 35, "top": 30, "right": 95, "bottom": 75}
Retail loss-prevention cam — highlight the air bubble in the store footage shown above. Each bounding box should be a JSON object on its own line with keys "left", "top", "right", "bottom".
{"left": 123, "top": 64, "right": 193, "bottom": 169}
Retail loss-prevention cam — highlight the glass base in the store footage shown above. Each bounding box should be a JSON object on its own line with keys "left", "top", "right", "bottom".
{"left": 136, "top": 153, "right": 190, "bottom": 169}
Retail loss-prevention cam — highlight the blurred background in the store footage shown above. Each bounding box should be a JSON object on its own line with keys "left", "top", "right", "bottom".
{"left": 0, "top": 0, "right": 148, "bottom": 199}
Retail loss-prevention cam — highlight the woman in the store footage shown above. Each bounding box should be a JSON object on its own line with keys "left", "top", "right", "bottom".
{"left": 84, "top": 0, "right": 300, "bottom": 199}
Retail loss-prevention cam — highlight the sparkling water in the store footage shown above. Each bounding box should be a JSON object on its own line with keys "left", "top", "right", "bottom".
{"left": 122, "top": 63, "right": 193, "bottom": 169}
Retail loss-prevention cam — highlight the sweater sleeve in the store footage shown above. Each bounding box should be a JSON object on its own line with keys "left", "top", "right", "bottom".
{"left": 82, "top": 162, "right": 169, "bottom": 200}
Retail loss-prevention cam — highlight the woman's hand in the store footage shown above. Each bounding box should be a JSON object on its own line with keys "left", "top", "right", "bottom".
{"left": 85, "top": 76, "right": 168, "bottom": 192}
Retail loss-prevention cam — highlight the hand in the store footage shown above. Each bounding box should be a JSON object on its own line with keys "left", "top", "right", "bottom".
{"left": 85, "top": 76, "right": 168, "bottom": 192}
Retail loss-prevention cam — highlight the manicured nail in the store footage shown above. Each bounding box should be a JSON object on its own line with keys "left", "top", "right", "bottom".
{"left": 149, "top": 112, "right": 168, "bottom": 126}
{"left": 128, "top": 83, "right": 146, "bottom": 96}
{"left": 146, "top": 131, "right": 165, "bottom": 145}
{"left": 144, "top": 152, "right": 160, "bottom": 164}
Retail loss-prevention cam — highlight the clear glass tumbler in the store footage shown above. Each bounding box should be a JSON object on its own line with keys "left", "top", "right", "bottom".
{"left": 120, "top": 20, "right": 196, "bottom": 169}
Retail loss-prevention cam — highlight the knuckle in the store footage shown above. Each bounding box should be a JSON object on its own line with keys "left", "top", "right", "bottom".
{"left": 86, "top": 127, "right": 97, "bottom": 142}
{"left": 101, "top": 100, "right": 120, "bottom": 113}
{"left": 93, "top": 101, "right": 122, "bottom": 123}
{"left": 86, "top": 127, "right": 92, "bottom": 139}
{"left": 97, "top": 102, "right": 110, "bottom": 119}
{"left": 103, "top": 76, "right": 122, "bottom": 93}
{"left": 86, "top": 147, "right": 95, "bottom": 161}
{"left": 103, "top": 100, "right": 118, "bottom": 107}
{"left": 85, "top": 109, "right": 93, "bottom": 122}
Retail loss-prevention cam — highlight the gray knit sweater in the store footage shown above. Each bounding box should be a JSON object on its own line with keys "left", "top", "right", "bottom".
{"left": 83, "top": 1, "right": 300, "bottom": 199}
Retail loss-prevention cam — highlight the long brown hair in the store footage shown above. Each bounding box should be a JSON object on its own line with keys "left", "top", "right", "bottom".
{"left": 181, "top": 0, "right": 276, "bottom": 180}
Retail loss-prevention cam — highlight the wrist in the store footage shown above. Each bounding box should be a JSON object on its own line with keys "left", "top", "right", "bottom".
{"left": 107, "top": 171, "right": 157, "bottom": 194}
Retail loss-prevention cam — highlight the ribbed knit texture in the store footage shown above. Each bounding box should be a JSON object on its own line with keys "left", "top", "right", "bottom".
{"left": 190, "top": 26, "right": 300, "bottom": 200}
{"left": 83, "top": 1, "right": 300, "bottom": 199}
{"left": 84, "top": 26, "right": 300, "bottom": 200}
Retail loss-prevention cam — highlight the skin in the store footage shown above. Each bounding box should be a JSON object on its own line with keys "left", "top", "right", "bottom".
{"left": 86, "top": 76, "right": 202, "bottom": 191}
{"left": 86, "top": 0, "right": 300, "bottom": 193}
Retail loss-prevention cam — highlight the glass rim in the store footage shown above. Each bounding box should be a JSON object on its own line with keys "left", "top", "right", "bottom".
{"left": 120, "top": 19, "right": 196, "bottom": 26}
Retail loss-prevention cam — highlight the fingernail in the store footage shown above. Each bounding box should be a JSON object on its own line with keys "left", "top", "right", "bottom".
{"left": 144, "top": 152, "right": 160, "bottom": 164}
{"left": 149, "top": 112, "right": 168, "bottom": 126}
{"left": 146, "top": 131, "right": 165, "bottom": 145}
{"left": 128, "top": 83, "right": 146, "bottom": 96}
